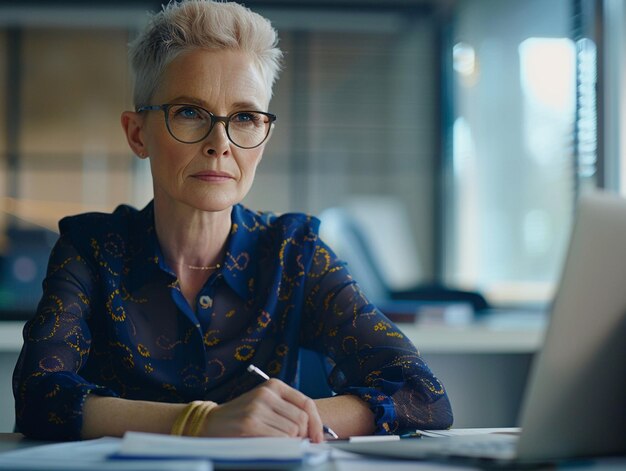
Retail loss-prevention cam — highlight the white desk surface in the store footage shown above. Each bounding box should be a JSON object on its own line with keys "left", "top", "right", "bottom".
{"left": 0, "top": 310, "right": 546, "bottom": 354}
{"left": 0, "top": 433, "right": 623, "bottom": 471}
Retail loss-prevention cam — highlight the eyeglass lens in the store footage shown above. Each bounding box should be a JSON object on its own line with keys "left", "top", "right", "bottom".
{"left": 166, "top": 105, "right": 272, "bottom": 148}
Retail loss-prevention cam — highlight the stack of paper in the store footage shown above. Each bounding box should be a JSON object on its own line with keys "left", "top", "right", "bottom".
{"left": 113, "top": 432, "right": 330, "bottom": 468}
{"left": 0, "top": 432, "right": 330, "bottom": 470}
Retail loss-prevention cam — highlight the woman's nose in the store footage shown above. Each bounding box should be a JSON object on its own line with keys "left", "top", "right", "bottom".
{"left": 203, "top": 121, "right": 230, "bottom": 157}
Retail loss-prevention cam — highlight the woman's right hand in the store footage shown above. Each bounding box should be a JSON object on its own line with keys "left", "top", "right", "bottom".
{"left": 202, "top": 378, "right": 324, "bottom": 443}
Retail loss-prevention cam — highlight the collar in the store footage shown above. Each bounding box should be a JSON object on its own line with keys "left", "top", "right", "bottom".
{"left": 127, "top": 202, "right": 261, "bottom": 301}
{"left": 127, "top": 201, "right": 167, "bottom": 292}
{"left": 220, "top": 204, "right": 263, "bottom": 301}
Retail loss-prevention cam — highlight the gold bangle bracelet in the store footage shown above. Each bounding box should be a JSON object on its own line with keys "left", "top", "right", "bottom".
{"left": 171, "top": 400, "right": 203, "bottom": 436}
{"left": 188, "top": 401, "right": 218, "bottom": 437}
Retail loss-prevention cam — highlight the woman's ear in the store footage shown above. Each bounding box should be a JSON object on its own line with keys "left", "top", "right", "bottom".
{"left": 121, "top": 111, "right": 148, "bottom": 158}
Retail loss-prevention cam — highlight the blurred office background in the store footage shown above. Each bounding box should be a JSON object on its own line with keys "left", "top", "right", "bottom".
{"left": 0, "top": 0, "right": 624, "bottom": 431}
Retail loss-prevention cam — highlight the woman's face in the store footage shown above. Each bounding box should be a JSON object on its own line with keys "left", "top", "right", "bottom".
{"left": 139, "top": 49, "right": 270, "bottom": 213}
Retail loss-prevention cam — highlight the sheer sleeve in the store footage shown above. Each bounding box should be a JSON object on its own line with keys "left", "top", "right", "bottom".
{"left": 302, "top": 239, "right": 453, "bottom": 434}
{"left": 12, "top": 234, "right": 116, "bottom": 440}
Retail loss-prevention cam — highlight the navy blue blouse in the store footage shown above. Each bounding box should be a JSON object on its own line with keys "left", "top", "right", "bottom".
{"left": 13, "top": 202, "right": 452, "bottom": 440}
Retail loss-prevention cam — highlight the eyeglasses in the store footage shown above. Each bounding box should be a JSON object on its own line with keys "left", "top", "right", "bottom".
{"left": 136, "top": 103, "right": 277, "bottom": 149}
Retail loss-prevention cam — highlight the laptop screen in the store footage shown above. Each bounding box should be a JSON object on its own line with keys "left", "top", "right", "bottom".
{"left": 517, "top": 191, "right": 626, "bottom": 460}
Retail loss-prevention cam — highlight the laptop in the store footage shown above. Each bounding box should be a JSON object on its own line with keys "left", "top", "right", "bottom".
{"left": 332, "top": 191, "right": 626, "bottom": 465}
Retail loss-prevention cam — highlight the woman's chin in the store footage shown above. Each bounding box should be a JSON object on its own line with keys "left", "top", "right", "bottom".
{"left": 184, "top": 192, "right": 242, "bottom": 213}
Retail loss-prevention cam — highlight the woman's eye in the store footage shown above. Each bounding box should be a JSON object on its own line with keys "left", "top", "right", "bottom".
{"left": 178, "top": 108, "right": 199, "bottom": 119}
{"left": 232, "top": 112, "right": 260, "bottom": 124}
{"left": 174, "top": 106, "right": 201, "bottom": 119}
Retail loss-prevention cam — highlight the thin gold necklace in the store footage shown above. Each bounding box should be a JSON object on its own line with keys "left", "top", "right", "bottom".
{"left": 186, "top": 262, "right": 221, "bottom": 271}
{"left": 165, "top": 257, "right": 222, "bottom": 271}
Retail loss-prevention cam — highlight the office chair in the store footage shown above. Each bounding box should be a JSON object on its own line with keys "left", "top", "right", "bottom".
{"left": 318, "top": 198, "right": 489, "bottom": 315}
{"left": 298, "top": 348, "right": 333, "bottom": 399}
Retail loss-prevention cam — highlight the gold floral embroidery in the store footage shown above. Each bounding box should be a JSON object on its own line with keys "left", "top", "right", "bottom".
{"left": 374, "top": 321, "right": 391, "bottom": 331}
{"left": 234, "top": 344, "right": 255, "bottom": 361}
{"left": 203, "top": 330, "right": 221, "bottom": 347}
{"left": 137, "top": 344, "right": 150, "bottom": 357}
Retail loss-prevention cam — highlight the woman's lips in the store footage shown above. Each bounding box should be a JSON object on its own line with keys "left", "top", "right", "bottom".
{"left": 192, "top": 171, "right": 234, "bottom": 182}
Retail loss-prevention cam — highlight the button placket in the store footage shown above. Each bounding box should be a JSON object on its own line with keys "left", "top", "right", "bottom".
{"left": 197, "top": 275, "right": 221, "bottom": 332}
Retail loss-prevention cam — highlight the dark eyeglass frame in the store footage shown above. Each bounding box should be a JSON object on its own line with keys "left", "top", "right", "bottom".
{"left": 136, "top": 103, "right": 277, "bottom": 149}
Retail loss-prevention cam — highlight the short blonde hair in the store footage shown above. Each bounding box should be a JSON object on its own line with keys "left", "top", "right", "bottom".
{"left": 129, "top": 0, "right": 283, "bottom": 107}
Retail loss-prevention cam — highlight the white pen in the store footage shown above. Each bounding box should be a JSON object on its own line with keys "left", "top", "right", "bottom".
{"left": 247, "top": 363, "right": 339, "bottom": 439}
{"left": 247, "top": 364, "right": 270, "bottom": 381}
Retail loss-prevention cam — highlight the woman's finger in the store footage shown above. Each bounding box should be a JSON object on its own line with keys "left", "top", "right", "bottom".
{"left": 263, "top": 379, "right": 324, "bottom": 442}
{"left": 252, "top": 383, "right": 308, "bottom": 437}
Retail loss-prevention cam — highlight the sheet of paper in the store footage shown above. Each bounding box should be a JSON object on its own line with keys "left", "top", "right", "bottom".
{"left": 0, "top": 437, "right": 211, "bottom": 471}
{"left": 115, "top": 431, "right": 330, "bottom": 466}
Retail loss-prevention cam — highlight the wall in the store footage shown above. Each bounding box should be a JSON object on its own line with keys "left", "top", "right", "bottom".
{"left": 244, "top": 10, "right": 439, "bottom": 278}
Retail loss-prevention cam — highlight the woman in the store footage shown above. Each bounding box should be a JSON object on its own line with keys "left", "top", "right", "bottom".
{"left": 13, "top": 0, "right": 452, "bottom": 442}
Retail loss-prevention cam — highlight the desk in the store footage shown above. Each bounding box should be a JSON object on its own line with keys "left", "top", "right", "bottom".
{"left": 0, "top": 433, "right": 624, "bottom": 471}
{"left": 0, "top": 433, "right": 40, "bottom": 452}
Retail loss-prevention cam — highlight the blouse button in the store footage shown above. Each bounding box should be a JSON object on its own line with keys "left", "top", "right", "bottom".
{"left": 199, "top": 295, "right": 213, "bottom": 309}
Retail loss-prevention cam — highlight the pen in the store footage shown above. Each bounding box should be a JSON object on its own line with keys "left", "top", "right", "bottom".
{"left": 247, "top": 364, "right": 339, "bottom": 440}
